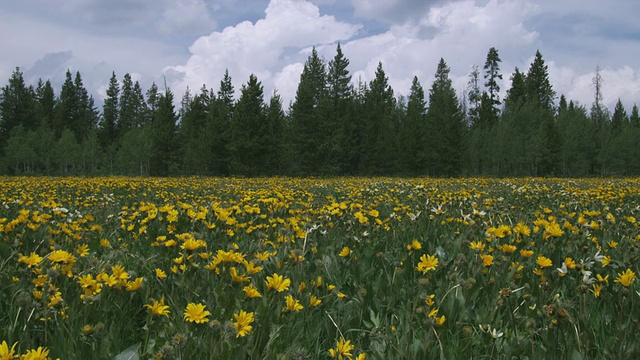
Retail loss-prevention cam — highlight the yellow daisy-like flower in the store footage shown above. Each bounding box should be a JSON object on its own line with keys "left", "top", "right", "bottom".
{"left": 309, "top": 295, "right": 322, "bottom": 307}
{"left": 480, "top": 254, "right": 494, "bottom": 267}
{"left": 184, "top": 303, "right": 211, "bottom": 324}
{"left": 19, "top": 346, "right": 51, "bottom": 360}
{"left": 144, "top": 296, "right": 170, "bottom": 317}
{"left": 519, "top": 249, "right": 534, "bottom": 258}
{"left": 76, "top": 244, "right": 90, "bottom": 257}
{"left": 242, "top": 283, "right": 262, "bottom": 298}
{"left": 232, "top": 310, "right": 254, "bottom": 338}
{"left": 536, "top": 255, "right": 552, "bottom": 268}
{"left": 339, "top": 246, "right": 352, "bottom": 257}
{"left": 155, "top": 268, "right": 167, "bottom": 279}
{"left": 614, "top": 269, "right": 636, "bottom": 287}
{"left": 469, "top": 241, "right": 485, "bottom": 252}
{"left": 406, "top": 239, "right": 422, "bottom": 251}
{"left": 416, "top": 254, "right": 438, "bottom": 274}
{"left": 590, "top": 284, "right": 603, "bottom": 298}
{"left": 0, "top": 340, "right": 18, "bottom": 359}
{"left": 564, "top": 257, "right": 577, "bottom": 269}
{"left": 284, "top": 295, "right": 303, "bottom": 312}
{"left": 126, "top": 277, "right": 144, "bottom": 291}
{"left": 513, "top": 222, "right": 531, "bottom": 237}
{"left": 265, "top": 273, "right": 291, "bottom": 292}
{"left": 229, "top": 267, "right": 251, "bottom": 284}
{"left": 48, "top": 249, "right": 75, "bottom": 264}
{"left": 19, "top": 252, "right": 44, "bottom": 268}
{"left": 328, "top": 337, "right": 355, "bottom": 360}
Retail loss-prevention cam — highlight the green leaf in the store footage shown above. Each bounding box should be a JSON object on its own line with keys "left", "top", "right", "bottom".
{"left": 114, "top": 343, "right": 140, "bottom": 360}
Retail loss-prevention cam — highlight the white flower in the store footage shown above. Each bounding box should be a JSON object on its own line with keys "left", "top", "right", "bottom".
{"left": 556, "top": 263, "right": 568, "bottom": 275}
{"left": 582, "top": 270, "right": 595, "bottom": 285}
{"left": 491, "top": 328, "right": 504, "bottom": 339}
{"left": 593, "top": 250, "right": 604, "bottom": 263}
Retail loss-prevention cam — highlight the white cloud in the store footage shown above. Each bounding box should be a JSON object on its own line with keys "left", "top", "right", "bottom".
{"left": 339, "top": 0, "right": 540, "bottom": 99}
{"left": 165, "top": 0, "right": 361, "bottom": 104}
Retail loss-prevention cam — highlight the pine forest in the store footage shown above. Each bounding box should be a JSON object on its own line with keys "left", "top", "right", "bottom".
{"left": 1, "top": 46, "right": 639, "bottom": 178}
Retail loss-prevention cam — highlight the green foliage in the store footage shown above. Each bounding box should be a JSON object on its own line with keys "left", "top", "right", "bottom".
{"left": 1, "top": 49, "right": 639, "bottom": 177}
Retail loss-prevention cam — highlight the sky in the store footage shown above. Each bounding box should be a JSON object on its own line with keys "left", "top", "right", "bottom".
{"left": 1, "top": 0, "right": 639, "bottom": 113}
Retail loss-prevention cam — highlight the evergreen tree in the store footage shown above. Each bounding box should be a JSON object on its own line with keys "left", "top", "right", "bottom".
{"left": 325, "top": 43, "right": 353, "bottom": 174}
{"left": 207, "top": 69, "right": 234, "bottom": 175}
{"left": 228, "top": 74, "right": 267, "bottom": 176}
{"left": 426, "top": 58, "right": 465, "bottom": 176}
{"left": 611, "top": 98, "right": 627, "bottom": 134}
{"left": 54, "top": 70, "right": 98, "bottom": 142}
{"left": 525, "top": 50, "right": 555, "bottom": 111}
{"left": 149, "top": 89, "right": 177, "bottom": 176}
{"left": 361, "top": 62, "right": 397, "bottom": 175}
{"left": 504, "top": 68, "right": 526, "bottom": 112}
{"left": 34, "top": 79, "right": 56, "bottom": 127}
{"left": 630, "top": 104, "right": 640, "bottom": 128}
{"left": 179, "top": 86, "right": 209, "bottom": 174}
{"left": 466, "top": 65, "right": 481, "bottom": 127}
{"left": 265, "top": 90, "right": 286, "bottom": 175}
{"left": 0, "top": 67, "right": 36, "bottom": 152}
{"left": 483, "top": 47, "right": 502, "bottom": 112}
{"left": 100, "top": 72, "right": 119, "bottom": 148}
{"left": 400, "top": 76, "right": 427, "bottom": 174}
{"left": 289, "top": 47, "right": 327, "bottom": 175}
{"left": 119, "top": 73, "right": 136, "bottom": 136}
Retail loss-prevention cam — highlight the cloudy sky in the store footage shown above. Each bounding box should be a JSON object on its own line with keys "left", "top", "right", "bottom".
{"left": 1, "top": 0, "right": 639, "bottom": 112}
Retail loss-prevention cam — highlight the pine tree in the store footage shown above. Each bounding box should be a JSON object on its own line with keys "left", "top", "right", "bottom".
{"left": 179, "top": 86, "right": 209, "bottom": 174}
{"left": 325, "top": 43, "right": 353, "bottom": 174}
{"left": 466, "top": 65, "right": 481, "bottom": 127}
{"left": 426, "top": 58, "right": 465, "bottom": 176}
{"left": 0, "top": 67, "right": 36, "bottom": 152}
{"left": 149, "top": 89, "right": 177, "bottom": 176}
{"left": 34, "top": 79, "right": 56, "bottom": 127}
{"left": 100, "top": 72, "right": 119, "bottom": 148}
{"left": 483, "top": 47, "right": 502, "bottom": 111}
{"left": 610, "top": 99, "right": 627, "bottom": 134}
{"left": 265, "top": 90, "right": 285, "bottom": 175}
{"left": 361, "top": 62, "right": 397, "bottom": 175}
{"left": 525, "top": 50, "right": 555, "bottom": 111}
{"left": 630, "top": 104, "right": 640, "bottom": 129}
{"left": 119, "top": 73, "right": 136, "bottom": 136}
{"left": 54, "top": 70, "right": 98, "bottom": 142}
{"left": 228, "top": 74, "right": 267, "bottom": 176}
{"left": 207, "top": 69, "right": 234, "bottom": 175}
{"left": 400, "top": 76, "right": 427, "bottom": 174}
{"left": 289, "top": 47, "right": 327, "bottom": 175}
{"left": 504, "top": 68, "right": 526, "bottom": 113}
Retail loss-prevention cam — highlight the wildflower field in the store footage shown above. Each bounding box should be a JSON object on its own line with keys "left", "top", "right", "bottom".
{"left": 1, "top": 177, "right": 639, "bottom": 359}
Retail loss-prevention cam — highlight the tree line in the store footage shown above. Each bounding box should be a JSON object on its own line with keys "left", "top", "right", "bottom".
{"left": 1, "top": 46, "right": 639, "bottom": 177}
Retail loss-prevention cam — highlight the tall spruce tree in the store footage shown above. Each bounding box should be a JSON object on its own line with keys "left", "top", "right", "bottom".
{"left": 426, "top": 58, "right": 465, "bottom": 176}
{"left": 400, "top": 76, "right": 427, "bottom": 174}
{"left": 265, "top": 90, "right": 286, "bottom": 175}
{"left": 100, "top": 72, "right": 119, "bottom": 148}
{"left": 179, "top": 86, "right": 209, "bottom": 174}
{"left": 228, "top": 74, "right": 267, "bottom": 176}
{"left": 207, "top": 69, "right": 234, "bottom": 175}
{"left": 466, "top": 65, "right": 481, "bottom": 127}
{"left": 361, "top": 62, "right": 397, "bottom": 175}
{"left": 289, "top": 47, "right": 327, "bottom": 175}
{"left": 149, "top": 89, "right": 177, "bottom": 176}
{"left": 0, "top": 67, "right": 36, "bottom": 154}
{"left": 325, "top": 44, "right": 353, "bottom": 174}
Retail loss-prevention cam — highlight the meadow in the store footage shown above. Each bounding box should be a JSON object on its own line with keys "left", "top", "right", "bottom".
{"left": 1, "top": 176, "right": 639, "bottom": 359}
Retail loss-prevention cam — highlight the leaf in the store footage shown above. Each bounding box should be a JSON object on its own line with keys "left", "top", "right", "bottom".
{"left": 114, "top": 343, "right": 140, "bottom": 360}
{"left": 570, "top": 349, "right": 583, "bottom": 360}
